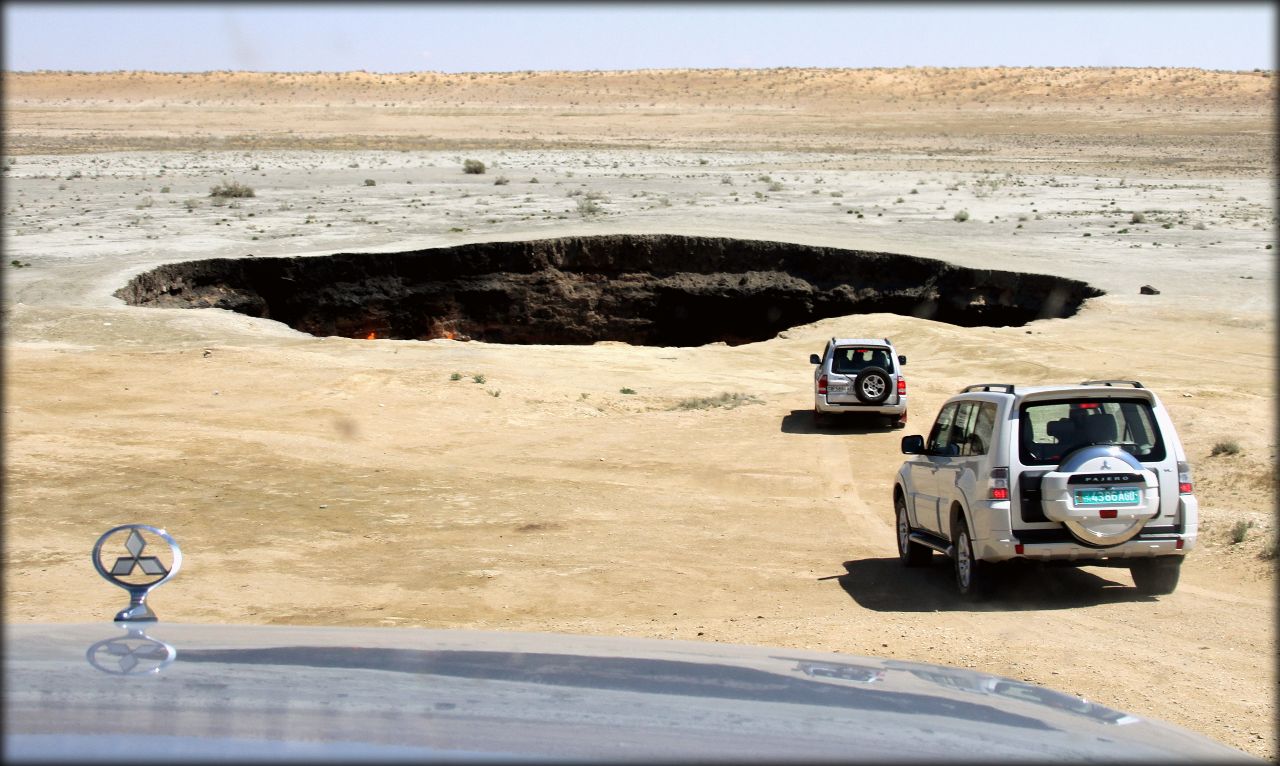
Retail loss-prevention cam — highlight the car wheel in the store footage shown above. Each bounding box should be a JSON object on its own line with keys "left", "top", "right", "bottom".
{"left": 953, "top": 518, "right": 990, "bottom": 600}
{"left": 853, "top": 367, "right": 891, "bottom": 405}
{"left": 1129, "top": 557, "right": 1182, "bottom": 595}
{"left": 895, "top": 495, "right": 932, "bottom": 567}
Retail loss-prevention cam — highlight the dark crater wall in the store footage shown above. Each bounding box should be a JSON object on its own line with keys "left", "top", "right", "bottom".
{"left": 114, "top": 234, "right": 1102, "bottom": 346}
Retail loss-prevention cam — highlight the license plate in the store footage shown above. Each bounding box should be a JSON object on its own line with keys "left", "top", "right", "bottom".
{"left": 1074, "top": 488, "right": 1142, "bottom": 506}
{"left": 827, "top": 383, "right": 849, "bottom": 393}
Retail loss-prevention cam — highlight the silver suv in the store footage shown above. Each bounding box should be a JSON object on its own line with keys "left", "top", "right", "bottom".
{"left": 810, "top": 337, "right": 907, "bottom": 428}
{"left": 893, "top": 380, "right": 1198, "bottom": 599}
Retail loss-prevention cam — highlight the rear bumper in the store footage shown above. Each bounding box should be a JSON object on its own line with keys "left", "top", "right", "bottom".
{"left": 815, "top": 396, "right": 906, "bottom": 416}
{"left": 977, "top": 530, "right": 1197, "bottom": 562}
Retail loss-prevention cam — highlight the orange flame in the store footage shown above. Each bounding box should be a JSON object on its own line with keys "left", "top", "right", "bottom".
{"left": 443, "top": 330, "right": 456, "bottom": 340}
{"left": 366, "top": 331, "right": 377, "bottom": 340}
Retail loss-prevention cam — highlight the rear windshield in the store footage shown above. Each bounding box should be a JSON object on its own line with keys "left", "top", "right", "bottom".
{"left": 832, "top": 347, "right": 893, "bottom": 374}
{"left": 1018, "top": 398, "right": 1165, "bottom": 465}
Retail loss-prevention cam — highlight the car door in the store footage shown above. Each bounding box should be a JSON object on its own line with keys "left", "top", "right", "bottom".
{"left": 932, "top": 401, "right": 994, "bottom": 539}
{"left": 826, "top": 346, "right": 890, "bottom": 405}
{"left": 906, "top": 402, "right": 960, "bottom": 534}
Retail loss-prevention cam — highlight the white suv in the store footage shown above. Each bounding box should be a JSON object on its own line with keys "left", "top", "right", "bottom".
{"left": 810, "top": 337, "right": 907, "bottom": 428}
{"left": 893, "top": 380, "right": 1198, "bottom": 599}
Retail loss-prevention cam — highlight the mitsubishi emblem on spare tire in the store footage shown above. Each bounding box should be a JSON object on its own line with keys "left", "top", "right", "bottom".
{"left": 1038, "top": 446, "right": 1159, "bottom": 546}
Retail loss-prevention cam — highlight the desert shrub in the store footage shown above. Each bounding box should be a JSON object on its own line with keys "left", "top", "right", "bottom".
{"left": 210, "top": 180, "right": 255, "bottom": 198}
{"left": 620, "top": 387, "right": 637, "bottom": 395}
{"left": 953, "top": 209, "right": 970, "bottom": 222}
{"left": 472, "top": 374, "right": 486, "bottom": 384}
{"left": 1130, "top": 211, "right": 1146, "bottom": 224}
{"left": 463, "top": 159, "right": 486, "bottom": 175}
{"left": 768, "top": 181, "right": 784, "bottom": 192}
{"left": 494, "top": 176, "right": 510, "bottom": 186}
{"left": 449, "top": 372, "right": 462, "bottom": 381}
{"left": 1211, "top": 440, "right": 1241, "bottom": 457}
{"left": 576, "top": 197, "right": 603, "bottom": 216}
{"left": 363, "top": 179, "right": 376, "bottom": 186}
{"left": 1229, "top": 519, "right": 1253, "bottom": 544}
{"left": 673, "top": 392, "right": 761, "bottom": 411}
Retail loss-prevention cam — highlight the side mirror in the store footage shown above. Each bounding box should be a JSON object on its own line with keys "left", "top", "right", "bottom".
{"left": 809, "top": 354, "right": 821, "bottom": 365}
{"left": 898, "top": 355, "right": 907, "bottom": 366}
{"left": 901, "top": 435, "right": 925, "bottom": 454}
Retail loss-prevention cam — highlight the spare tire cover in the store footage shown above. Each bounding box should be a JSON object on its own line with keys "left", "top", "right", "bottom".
{"left": 1038, "top": 446, "right": 1159, "bottom": 547}
{"left": 854, "top": 367, "right": 891, "bottom": 404}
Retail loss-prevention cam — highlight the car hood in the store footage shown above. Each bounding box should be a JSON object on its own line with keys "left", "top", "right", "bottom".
{"left": 3, "top": 622, "right": 1253, "bottom": 762}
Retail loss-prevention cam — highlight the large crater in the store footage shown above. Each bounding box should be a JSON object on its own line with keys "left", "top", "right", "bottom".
{"left": 115, "top": 234, "right": 1102, "bottom": 346}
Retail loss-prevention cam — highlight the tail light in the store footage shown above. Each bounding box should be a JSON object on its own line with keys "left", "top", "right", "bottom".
{"left": 988, "top": 467, "right": 1010, "bottom": 501}
{"left": 897, "top": 377, "right": 907, "bottom": 396}
{"left": 818, "top": 374, "right": 828, "bottom": 395}
{"left": 1178, "top": 461, "right": 1194, "bottom": 494}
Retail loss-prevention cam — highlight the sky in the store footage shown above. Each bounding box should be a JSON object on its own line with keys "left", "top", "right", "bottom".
{"left": 3, "top": 3, "right": 1275, "bottom": 74}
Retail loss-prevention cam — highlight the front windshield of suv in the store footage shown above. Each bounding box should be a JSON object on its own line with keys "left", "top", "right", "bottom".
{"left": 1018, "top": 398, "right": 1166, "bottom": 465}
{"left": 832, "top": 347, "right": 892, "bottom": 374}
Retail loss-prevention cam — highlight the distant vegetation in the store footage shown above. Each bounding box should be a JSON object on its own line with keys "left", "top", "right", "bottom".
{"left": 1210, "top": 440, "right": 1241, "bottom": 456}
{"left": 672, "top": 392, "right": 761, "bottom": 410}
{"left": 209, "top": 180, "right": 255, "bottom": 198}
{"left": 463, "top": 159, "right": 486, "bottom": 175}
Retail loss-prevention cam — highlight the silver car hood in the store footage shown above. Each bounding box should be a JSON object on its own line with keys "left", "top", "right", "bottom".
{"left": 4, "top": 622, "right": 1252, "bottom": 762}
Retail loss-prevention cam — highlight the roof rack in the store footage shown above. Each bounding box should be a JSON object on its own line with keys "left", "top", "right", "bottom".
{"left": 1081, "top": 380, "right": 1144, "bottom": 389}
{"left": 963, "top": 383, "right": 1015, "bottom": 394}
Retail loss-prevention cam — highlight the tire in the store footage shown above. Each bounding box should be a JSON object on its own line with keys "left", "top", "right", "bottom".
{"left": 853, "top": 367, "right": 891, "bottom": 405}
{"left": 895, "top": 495, "right": 932, "bottom": 567}
{"left": 1130, "top": 557, "right": 1182, "bottom": 595}
{"left": 953, "top": 518, "right": 991, "bottom": 600}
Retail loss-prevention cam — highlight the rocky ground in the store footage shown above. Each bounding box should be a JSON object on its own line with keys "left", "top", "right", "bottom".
{"left": 2, "top": 68, "right": 1275, "bottom": 758}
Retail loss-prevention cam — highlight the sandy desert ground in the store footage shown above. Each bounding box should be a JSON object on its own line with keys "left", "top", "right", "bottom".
{"left": 2, "top": 68, "right": 1276, "bottom": 758}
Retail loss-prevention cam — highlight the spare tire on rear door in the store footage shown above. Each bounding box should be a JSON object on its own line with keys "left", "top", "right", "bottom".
{"left": 1038, "top": 445, "right": 1159, "bottom": 547}
{"left": 853, "top": 367, "right": 891, "bottom": 404}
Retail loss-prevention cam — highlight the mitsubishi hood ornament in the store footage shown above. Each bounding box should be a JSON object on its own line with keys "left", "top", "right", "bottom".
{"left": 92, "top": 524, "right": 182, "bottom": 622}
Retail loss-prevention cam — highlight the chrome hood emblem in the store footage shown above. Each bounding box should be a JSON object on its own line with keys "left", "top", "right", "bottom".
{"left": 92, "top": 524, "right": 182, "bottom": 622}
